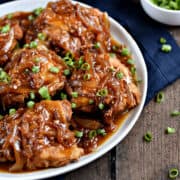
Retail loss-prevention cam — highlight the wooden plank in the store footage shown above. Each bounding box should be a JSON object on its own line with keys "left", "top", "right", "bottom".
{"left": 64, "top": 152, "right": 111, "bottom": 180}
{"left": 116, "top": 79, "right": 180, "bottom": 180}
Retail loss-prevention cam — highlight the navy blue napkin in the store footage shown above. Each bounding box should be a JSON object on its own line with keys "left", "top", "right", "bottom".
{"left": 1, "top": 0, "right": 180, "bottom": 179}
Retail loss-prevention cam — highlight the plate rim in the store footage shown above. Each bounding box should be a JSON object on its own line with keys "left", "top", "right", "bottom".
{"left": 0, "top": 0, "right": 148, "bottom": 179}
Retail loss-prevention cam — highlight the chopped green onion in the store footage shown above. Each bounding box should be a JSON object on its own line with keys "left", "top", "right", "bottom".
{"left": 144, "top": 131, "right": 152, "bottom": 142}
{"left": 89, "top": 99, "right": 94, "bottom": 105}
{"left": 161, "top": 44, "right": 172, "bottom": 53}
{"left": 37, "top": 33, "right": 46, "bottom": 41}
{"left": 81, "top": 63, "right": 90, "bottom": 71}
{"left": 97, "top": 129, "right": 106, "bottom": 136}
{"left": 166, "top": 127, "right": 176, "bottom": 134}
{"left": 121, "top": 48, "right": 130, "bottom": 56}
{"left": 169, "top": 1, "right": 178, "bottom": 9}
{"left": 156, "top": 91, "right": 164, "bottom": 103}
{"left": 160, "top": 37, "right": 166, "bottom": 44}
{"left": 94, "top": 42, "right": 101, "bottom": 49}
{"left": 63, "top": 53, "right": 74, "bottom": 67}
{"left": 29, "top": 41, "right": 38, "bottom": 49}
{"left": 38, "top": 86, "right": 51, "bottom": 100}
{"left": 71, "top": 102, "right": 77, "bottom": 109}
{"left": 1, "top": 24, "right": 10, "bottom": 33}
{"left": 34, "top": 7, "right": 43, "bottom": 16}
{"left": 98, "top": 103, "right": 104, "bottom": 110}
{"left": 23, "top": 44, "right": 29, "bottom": 48}
{"left": 83, "top": 73, "right": 91, "bottom": 81}
{"left": 75, "top": 57, "right": 84, "bottom": 69}
{"left": 27, "top": 101, "right": 35, "bottom": 108}
{"left": 130, "top": 67, "right": 136, "bottom": 75}
{"left": 28, "top": 15, "right": 35, "bottom": 21}
{"left": 75, "top": 130, "right": 83, "bottom": 138}
{"left": 109, "top": 66, "right": 115, "bottom": 72}
{"left": 30, "top": 92, "right": 35, "bottom": 100}
{"left": 34, "top": 57, "right": 40, "bottom": 63}
{"left": 63, "top": 52, "right": 73, "bottom": 60}
{"left": 9, "top": 108, "right": 16, "bottom": 115}
{"left": 109, "top": 53, "right": 115, "bottom": 57}
{"left": 66, "top": 60, "right": 74, "bottom": 67}
{"left": 0, "top": 69, "right": 7, "bottom": 80}
{"left": 88, "top": 130, "right": 97, "bottom": 139}
{"left": 0, "top": 68, "right": 10, "bottom": 83}
{"left": 127, "top": 59, "right": 134, "bottom": 65}
{"left": 116, "top": 72, "right": 124, "bottom": 79}
{"left": 60, "top": 92, "right": 67, "bottom": 100}
{"left": 49, "top": 66, "right": 59, "bottom": 74}
{"left": 71, "top": 92, "right": 78, "bottom": 98}
{"left": 0, "top": 115, "right": 4, "bottom": 120}
{"left": 7, "top": 13, "right": 13, "bottom": 19}
{"left": 169, "top": 168, "right": 179, "bottom": 179}
{"left": 170, "top": 110, "right": 180, "bottom": 117}
{"left": 63, "top": 69, "right": 70, "bottom": 76}
{"left": 32, "top": 66, "right": 40, "bottom": 73}
{"left": 96, "top": 89, "right": 108, "bottom": 97}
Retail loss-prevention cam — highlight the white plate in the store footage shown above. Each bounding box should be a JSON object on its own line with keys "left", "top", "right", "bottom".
{"left": 0, "top": 0, "right": 148, "bottom": 179}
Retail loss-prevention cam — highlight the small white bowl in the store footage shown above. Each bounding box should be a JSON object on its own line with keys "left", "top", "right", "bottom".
{"left": 141, "top": 0, "right": 180, "bottom": 26}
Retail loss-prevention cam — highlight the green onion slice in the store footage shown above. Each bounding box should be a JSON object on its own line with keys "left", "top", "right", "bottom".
{"left": 88, "top": 130, "right": 97, "bottom": 139}
{"left": 32, "top": 66, "right": 40, "bottom": 73}
{"left": 9, "top": 108, "right": 16, "bottom": 115}
{"left": 71, "top": 92, "right": 78, "bottom": 98}
{"left": 166, "top": 127, "right": 176, "bottom": 134}
{"left": 170, "top": 110, "right": 180, "bottom": 117}
{"left": 169, "top": 168, "right": 179, "bottom": 179}
{"left": 81, "top": 63, "right": 90, "bottom": 71}
{"left": 75, "top": 130, "right": 83, "bottom": 138}
{"left": 49, "top": 66, "right": 59, "bottom": 74}
{"left": 116, "top": 72, "right": 124, "bottom": 79}
{"left": 27, "top": 101, "right": 35, "bottom": 108}
{"left": 38, "top": 86, "right": 51, "bottom": 100}
{"left": 144, "top": 131, "right": 152, "bottom": 142}
{"left": 98, "top": 103, "right": 104, "bottom": 110}
{"left": 121, "top": 48, "right": 130, "bottom": 56}
{"left": 96, "top": 89, "right": 108, "bottom": 97}
{"left": 1, "top": 24, "right": 10, "bottom": 33}
{"left": 71, "top": 102, "right": 77, "bottom": 109}
{"left": 156, "top": 91, "right": 164, "bottom": 103}
{"left": 97, "top": 129, "right": 106, "bottom": 136}
{"left": 160, "top": 37, "right": 166, "bottom": 44}
{"left": 60, "top": 92, "right": 67, "bottom": 100}
{"left": 161, "top": 44, "right": 172, "bottom": 53}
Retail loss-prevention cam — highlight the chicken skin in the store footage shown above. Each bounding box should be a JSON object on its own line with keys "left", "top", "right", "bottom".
{"left": 0, "top": 46, "right": 66, "bottom": 109}
{"left": 0, "top": 100, "right": 83, "bottom": 172}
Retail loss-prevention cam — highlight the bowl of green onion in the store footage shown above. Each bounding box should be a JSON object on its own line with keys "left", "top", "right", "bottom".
{"left": 141, "top": 0, "right": 180, "bottom": 25}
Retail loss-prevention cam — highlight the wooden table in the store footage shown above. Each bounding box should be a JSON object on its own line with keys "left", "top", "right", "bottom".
{"left": 64, "top": 30, "right": 180, "bottom": 180}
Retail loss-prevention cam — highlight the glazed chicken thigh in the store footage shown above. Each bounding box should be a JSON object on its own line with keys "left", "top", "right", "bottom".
{"left": 0, "top": 100, "right": 83, "bottom": 171}
{"left": 0, "top": 46, "right": 66, "bottom": 109}
{"left": 26, "top": 0, "right": 111, "bottom": 57}
{"left": 66, "top": 51, "right": 140, "bottom": 127}
{"left": 0, "top": 12, "right": 31, "bottom": 65}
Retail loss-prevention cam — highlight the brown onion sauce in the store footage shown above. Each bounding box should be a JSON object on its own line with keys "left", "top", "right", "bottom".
{"left": 0, "top": 112, "right": 128, "bottom": 173}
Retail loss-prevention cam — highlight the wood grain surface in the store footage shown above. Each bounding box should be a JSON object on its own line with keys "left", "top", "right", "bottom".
{"left": 64, "top": 30, "right": 180, "bottom": 180}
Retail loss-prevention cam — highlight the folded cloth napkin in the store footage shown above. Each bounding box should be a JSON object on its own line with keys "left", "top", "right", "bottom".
{"left": 0, "top": 0, "right": 179, "bottom": 179}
